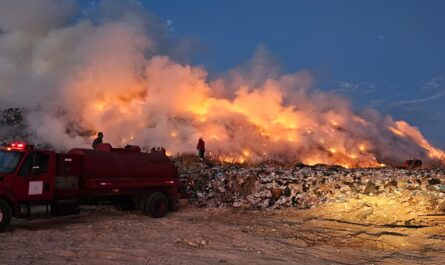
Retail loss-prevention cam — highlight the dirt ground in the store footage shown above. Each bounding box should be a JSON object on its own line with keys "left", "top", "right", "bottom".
{"left": 1, "top": 202, "right": 445, "bottom": 265}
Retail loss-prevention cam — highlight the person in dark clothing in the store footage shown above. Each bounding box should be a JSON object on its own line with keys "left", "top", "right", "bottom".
{"left": 196, "top": 137, "right": 205, "bottom": 161}
{"left": 92, "top": 132, "right": 103, "bottom": 149}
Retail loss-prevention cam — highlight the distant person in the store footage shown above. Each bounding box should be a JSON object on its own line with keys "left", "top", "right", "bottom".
{"left": 92, "top": 132, "right": 103, "bottom": 149}
{"left": 196, "top": 137, "right": 205, "bottom": 161}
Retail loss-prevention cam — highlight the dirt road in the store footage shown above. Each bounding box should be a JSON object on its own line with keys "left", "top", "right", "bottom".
{"left": 1, "top": 203, "right": 445, "bottom": 265}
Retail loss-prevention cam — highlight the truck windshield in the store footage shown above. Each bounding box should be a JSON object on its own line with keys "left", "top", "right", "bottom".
{"left": 0, "top": 150, "right": 23, "bottom": 174}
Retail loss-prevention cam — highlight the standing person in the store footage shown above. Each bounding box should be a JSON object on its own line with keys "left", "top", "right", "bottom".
{"left": 92, "top": 132, "right": 103, "bottom": 149}
{"left": 196, "top": 137, "right": 205, "bottom": 161}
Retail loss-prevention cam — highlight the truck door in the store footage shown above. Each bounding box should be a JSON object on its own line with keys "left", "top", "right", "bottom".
{"left": 12, "top": 151, "right": 55, "bottom": 202}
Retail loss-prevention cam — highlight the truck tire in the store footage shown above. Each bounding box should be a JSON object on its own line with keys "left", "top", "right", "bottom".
{"left": 144, "top": 192, "right": 168, "bottom": 218}
{"left": 0, "top": 199, "right": 12, "bottom": 232}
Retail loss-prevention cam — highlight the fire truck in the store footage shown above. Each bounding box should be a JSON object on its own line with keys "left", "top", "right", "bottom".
{"left": 0, "top": 142, "right": 180, "bottom": 231}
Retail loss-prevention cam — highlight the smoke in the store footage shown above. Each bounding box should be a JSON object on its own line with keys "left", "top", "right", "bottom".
{"left": 0, "top": 0, "right": 444, "bottom": 167}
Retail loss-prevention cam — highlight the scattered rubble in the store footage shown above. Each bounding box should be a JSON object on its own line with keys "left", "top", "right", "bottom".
{"left": 177, "top": 156, "right": 445, "bottom": 225}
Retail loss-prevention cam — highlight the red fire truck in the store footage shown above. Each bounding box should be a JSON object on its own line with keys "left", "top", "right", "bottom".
{"left": 0, "top": 142, "right": 180, "bottom": 231}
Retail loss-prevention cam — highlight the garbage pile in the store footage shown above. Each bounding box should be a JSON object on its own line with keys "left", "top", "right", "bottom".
{"left": 177, "top": 156, "right": 445, "bottom": 213}
{"left": 0, "top": 108, "right": 28, "bottom": 145}
{"left": 0, "top": 108, "right": 25, "bottom": 126}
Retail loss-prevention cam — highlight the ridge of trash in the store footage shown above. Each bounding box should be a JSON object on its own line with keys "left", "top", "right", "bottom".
{"left": 177, "top": 155, "right": 445, "bottom": 227}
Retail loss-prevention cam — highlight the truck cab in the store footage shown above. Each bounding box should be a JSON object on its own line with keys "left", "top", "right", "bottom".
{"left": 0, "top": 143, "right": 56, "bottom": 230}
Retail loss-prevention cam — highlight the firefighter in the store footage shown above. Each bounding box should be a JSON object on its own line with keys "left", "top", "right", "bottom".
{"left": 92, "top": 132, "right": 103, "bottom": 149}
{"left": 196, "top": 137, "right": 205, "bottom": 161}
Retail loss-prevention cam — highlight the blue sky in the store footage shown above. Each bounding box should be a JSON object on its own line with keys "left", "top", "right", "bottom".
{"left": 123, "top": 1, "right": 445, "bottom": 148}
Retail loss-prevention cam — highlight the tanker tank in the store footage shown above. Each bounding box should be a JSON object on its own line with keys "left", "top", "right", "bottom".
{"left": 68, "top": 143, "right": 177, "bottom": 181}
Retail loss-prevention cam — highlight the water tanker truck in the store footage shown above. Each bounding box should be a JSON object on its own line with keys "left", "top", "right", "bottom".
{"left": 0, "top": 142, "right": 181, "bottom": 231}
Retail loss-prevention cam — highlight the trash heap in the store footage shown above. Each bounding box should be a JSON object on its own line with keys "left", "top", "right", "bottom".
{"left": 0, "top": 108, "right": 25, "bottom": 126}
{"left": 177, "top": 156, "right": 445, "bottom": 213}
{"left": 0, "top": 108, "right": 28, "bottom": 145}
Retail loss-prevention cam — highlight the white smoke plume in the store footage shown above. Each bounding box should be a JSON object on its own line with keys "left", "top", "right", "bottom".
{"left": 0, "top": 0, "right": 444, "bottom": 167}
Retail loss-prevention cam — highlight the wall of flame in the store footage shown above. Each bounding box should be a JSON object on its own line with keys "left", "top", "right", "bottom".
{"left": 0, "top": 0, "right": 444, "bottom": 168}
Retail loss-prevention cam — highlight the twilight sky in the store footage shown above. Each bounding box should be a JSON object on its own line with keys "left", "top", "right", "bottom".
{"left": 87, "top": 0, "right": 445, "bottom": 148}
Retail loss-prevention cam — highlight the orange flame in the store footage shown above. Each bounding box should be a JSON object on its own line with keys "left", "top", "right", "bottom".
{"left": 63, "top": 55, "right": 444, "bottom": 168}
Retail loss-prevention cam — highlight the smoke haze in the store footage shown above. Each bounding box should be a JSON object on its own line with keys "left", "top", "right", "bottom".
{"left": 0, "top": 0, "right": 444, "bottom": 167}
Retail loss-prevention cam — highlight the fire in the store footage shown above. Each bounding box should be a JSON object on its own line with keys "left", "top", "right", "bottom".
{"left": 389, "top": 126, "right": 405, "bottom": 137}
{"left": 72, "top": 58, "right": 445, "bottom": 168}
{"left": 75, "top": 66, "right": 445, "bottom": 168}
{"left": 391, "top": 121, "right": 445, "bottom": 161}
{"left": 0, "top": 0, "right": 443, "bottom": 171}
{"left": 93, "top": 102, "right": 106, "bottom": 111}
{"left": 218, "top": 154, "right": 247, "bottom": 164}
{"left": 330, "top": 120, "right": 339, "bottom": 127}
{"left": 242, "top": 149, "right": 251, "bottom": 157}
{"left": 18, "top": 9, "right": 443, "bottom": 169}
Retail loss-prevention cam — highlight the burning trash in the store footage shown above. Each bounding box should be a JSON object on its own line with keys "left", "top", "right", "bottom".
{"left": 0, "top": 2, "right": 444, "bottom": 169}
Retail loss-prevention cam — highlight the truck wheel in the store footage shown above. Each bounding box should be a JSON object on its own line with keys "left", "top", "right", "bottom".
{"left": 0, "top": 199, "right": 12, "bottom": 232}
{"left": 144, "top": 192, "right": 168, "bottom": 218}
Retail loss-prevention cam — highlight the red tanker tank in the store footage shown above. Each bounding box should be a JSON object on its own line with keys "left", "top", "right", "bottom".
{"left": 68, "top": 144, "right": 177, "bottom": 180}
{"left": 64, "top": 143, "right": 180, "bottom": 212}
